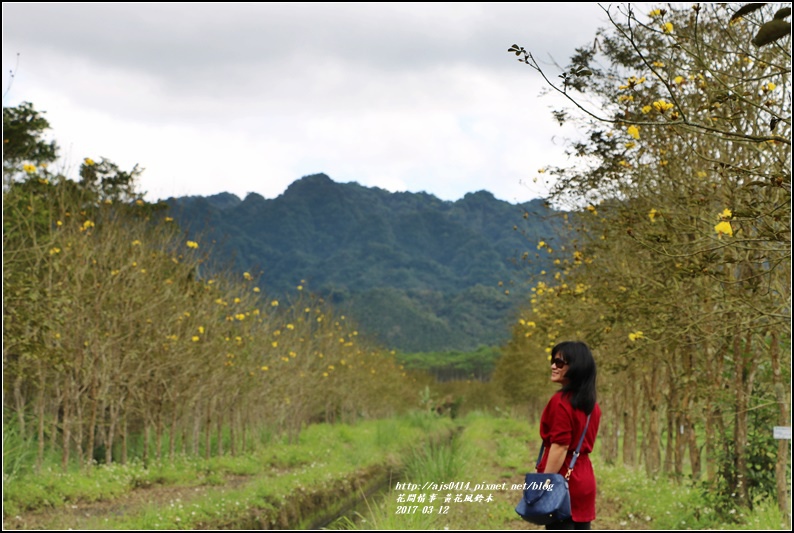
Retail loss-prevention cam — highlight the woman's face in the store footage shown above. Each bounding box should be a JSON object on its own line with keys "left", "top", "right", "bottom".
{"left": 550, "top": 353, "right": 569, "bottom": 384}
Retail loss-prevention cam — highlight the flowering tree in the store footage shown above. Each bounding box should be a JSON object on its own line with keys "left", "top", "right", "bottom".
{"left": 501, "top": 2, "right": 790, "bottom": 517}
{"left": 3, "top": 102, "right": 416, "bottom": 474}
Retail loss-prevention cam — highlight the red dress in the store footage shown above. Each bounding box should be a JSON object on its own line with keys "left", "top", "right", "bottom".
{"left": 537, "top": 391, "right": 601, "bottom": 523}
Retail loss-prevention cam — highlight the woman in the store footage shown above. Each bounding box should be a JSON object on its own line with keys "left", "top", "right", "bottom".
{"left": 537, "top": 341, "right": 601, "bottom": 530}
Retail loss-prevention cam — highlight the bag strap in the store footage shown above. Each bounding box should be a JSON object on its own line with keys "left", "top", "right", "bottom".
{"left": 535, "top": 413, "right": 591, "bottom": 481}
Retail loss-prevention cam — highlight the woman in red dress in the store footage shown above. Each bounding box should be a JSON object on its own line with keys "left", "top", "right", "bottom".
{"left": 537, "top": 341, "right": 601, "bottom": 530}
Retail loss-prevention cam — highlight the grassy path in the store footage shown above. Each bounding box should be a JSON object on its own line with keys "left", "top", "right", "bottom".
{"left": 3, "top": 412, "right": 785, "bottom": 530}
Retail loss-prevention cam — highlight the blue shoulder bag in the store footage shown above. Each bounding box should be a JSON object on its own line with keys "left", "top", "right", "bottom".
{"left": 514, "top": 414, "right": 591, "bottom": 525}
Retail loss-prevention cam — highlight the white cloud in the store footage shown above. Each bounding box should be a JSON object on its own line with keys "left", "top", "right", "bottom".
{"left": 2, "top": 2, "right": 624, "bottom": 204}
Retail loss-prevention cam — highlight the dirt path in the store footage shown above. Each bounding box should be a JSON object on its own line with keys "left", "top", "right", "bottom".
{"left": 3, "top": 475, "right": 252, "bottom": 530}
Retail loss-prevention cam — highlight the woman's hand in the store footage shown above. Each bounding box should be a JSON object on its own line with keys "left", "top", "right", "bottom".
{"left": 543, "top": 443, "right": 569, "bottom": 474}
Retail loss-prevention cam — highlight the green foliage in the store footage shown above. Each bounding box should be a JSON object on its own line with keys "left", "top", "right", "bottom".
{"left": 700, "top": 397, "right": 784, "bottom": 516}
{"left": 397, "top": 346, "right": 501, "bottom": 381}
{"left": 2, "top": 101, "right": 58, "bottom": 176}
{"left": 2, "top": 412, "right": 32, "bottom": 482}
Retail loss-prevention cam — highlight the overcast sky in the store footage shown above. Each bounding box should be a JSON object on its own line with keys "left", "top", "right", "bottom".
{"left": 2, "top": 3, "right": 644, "bottom": 205}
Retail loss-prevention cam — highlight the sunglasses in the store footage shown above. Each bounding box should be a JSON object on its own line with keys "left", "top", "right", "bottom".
{"left": 551, "top": 357, "right": 568, "bottom": 368}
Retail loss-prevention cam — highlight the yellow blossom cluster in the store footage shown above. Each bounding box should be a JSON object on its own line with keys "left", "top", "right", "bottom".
{"left": 652, "top": 100, "right": 675, "bottom": 112}
{"left": 619, "top": 76, "right": 647, "bottom": 90}
{"left": 714, "top": 208, "right": 733, "bottom": 237}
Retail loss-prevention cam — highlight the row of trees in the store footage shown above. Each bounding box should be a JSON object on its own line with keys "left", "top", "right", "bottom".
{"left": 495, "top": 2, "right": 790, "bottom": 519}
{"left": 3, "top": 103, "right": 418, "bottom": 472}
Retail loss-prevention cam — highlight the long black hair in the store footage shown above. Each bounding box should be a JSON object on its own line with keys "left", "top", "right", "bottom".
{"left": 553, "top": 341, "right": 597, "bottom": 414}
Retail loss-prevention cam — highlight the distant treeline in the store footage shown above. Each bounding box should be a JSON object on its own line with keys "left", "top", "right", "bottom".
{"left": 395, "top": 346, "right": 501, "bottom": 382}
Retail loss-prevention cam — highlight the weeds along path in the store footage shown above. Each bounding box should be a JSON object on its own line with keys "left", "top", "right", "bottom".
{"left": 3, "top": 416, "right": 456, "bottom": 530}
{"left": 4, "top": 477, "right": 248, "bottom": 530}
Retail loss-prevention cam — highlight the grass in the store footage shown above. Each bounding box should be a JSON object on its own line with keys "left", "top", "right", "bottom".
{"left": 3, "top": 414, "right": 456, "bottom": 529}
{"left": 331, "top": 410, "right": 790, "bottom": 531}
{"left": 4, "top": 410, "right": 788, "bottom": 530}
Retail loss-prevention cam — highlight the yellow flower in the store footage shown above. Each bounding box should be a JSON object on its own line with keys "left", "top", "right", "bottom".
{"left": 648, "top": 9, "right": 663, "bottom": 17}
{"left": 131, "top": 239, "right": 141, "bottom": 246}
{"left": 641, "top": 105, "right": 652, "bottom": 114}
{"left": 624, "top": 142, "right": 636, "bottom": 149}
{"left": 234, "top": 297, "right": 241, "bottom": 304}
{"left": 764, "top": 83, "right": 776, "bottom": 91}
{"left": 253, "top": 287, "right": 260, "bottom": 293}
{"left": 261, "top": 366, "right": 269, "bottom": 371}
{"left": 651, "top": 61, "right": 665, "bottom": 67}
{"left": 714, "top": 221, "right": 733, "bottom": 237}
{"left": 235, "top": 313, "right": 246, "bottom": 321}
{"left": 628, "top": 331, "right": 644, "bottom": 341}
{"left": 192, "top": 336, "right": 200, "bottom": 342}
{"left": 82, "top": 220, "right": 95, "bottom": 230}
{"left": 164, "top": 216, "right": 174, "bottom": 222}
{"left": 719, "top": 208, "right": 732, "bottom": 220}
{"left": 537, "top": 240, "right": 546, "bottom": 249}
{"left": 135, "top": 199, "right": 144, "bottom": 206}
{"left": 271, "top": 300, "right": 279, "bottom": 307}
{"left": 286, "top": 323, "right": 295, "bottom": 330}
{"left": 186, "top": 240, "right": 199, "bottom": 249}
{"left": 23, "top": 163, "right": 37, "bottom": 173}
{"left": 198, "top": 326, "right": 205, "bottom": 334}
{"left": 84, "top": 158, "right": 95, "bottom": 166}
{"left": 49, "top": 247, "right": 61, "bottom": 255}
{"left": 272, "top": 341, "right": 278, "bottom": 348}
{"left": 697, "top": 171, "right": 708, "bottom": 178}
{"left": 648, "top": 208, "right": 658, "bottom": 222}
{"left": 627, "top": 125, "right": 640, "bottom": 139}
{"left": 662, "top": 22, "right": 673, "bottom": 33}
{"left": 674, "top": 76, "right": 685, "bottom": 84}
{"left": 653, "top": 100, "right": 674, "bottom": 112}
{"left": 243, "top": 272, "right": 253, "bottom": 280}
{"left": 297, "top": 285, "right": 303, "bottom": 291}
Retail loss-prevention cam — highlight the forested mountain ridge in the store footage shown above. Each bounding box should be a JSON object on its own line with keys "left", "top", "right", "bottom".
{"left": 166, "top": 173, "right": 565, "bottom": 351}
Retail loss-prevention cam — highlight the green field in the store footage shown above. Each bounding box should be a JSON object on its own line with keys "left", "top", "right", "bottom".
{"left": 3, "top": 411, "right": 787, "bottom": 530}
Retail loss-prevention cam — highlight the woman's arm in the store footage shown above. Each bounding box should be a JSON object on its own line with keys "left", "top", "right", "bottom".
{"left": 543, "top": 443, "right": 569, "bottom": 474}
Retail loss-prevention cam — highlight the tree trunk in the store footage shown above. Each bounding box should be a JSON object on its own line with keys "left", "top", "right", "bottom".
{"left": 143, "top": 422, "right": 150, "bottom": 468}
{"left": 61, "top": 389, "right": 71, "bottom": 472}
{"left": 14, "top": 375, "right": 26, "bottom": 439}
{"left": 192, "top": 403, "right": 201, "bottom": 456}
{"left": 732, "top": 331, "right": 749, "bottom": 507}
{"left": 216, "top": 411, "right": 224, "bottom": 456}
{"left": 86, "top": 379, "right": 98, "bottom": 469}
{"left": 155, "top": 408, "right": 163, "bottom": 462}
{"left": 663, "top": 405, "right": 674, "bottom": 475}
{"left": 769, "top": 329, "right": 791, "bottom": 526}
{"left": 229, "top": 408, "right": 237, "bottom": 457}
{"left": 622, "top": 377, "right": 637, "bottom": 467}
{"left": 169, "top": 404, "right": 178, "bottom": 464}
{"left": 204, "top": 401, "right": 212, "bottom": 460}
{"left": 36, "top": 369, "right": 46, "bottom": 473}
{"left": 105, "top": 402, "right": 117, "bottom": 465}
{"left": 642, "top": 363, "right": 662, "bottom": 476}
{"left": 121, "top": 410, "right": 128, "bottom": 466}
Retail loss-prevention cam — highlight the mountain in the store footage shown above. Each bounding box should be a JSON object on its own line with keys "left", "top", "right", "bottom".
{"left": 165, "top": 174, "right": 564, "bottom": 351}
